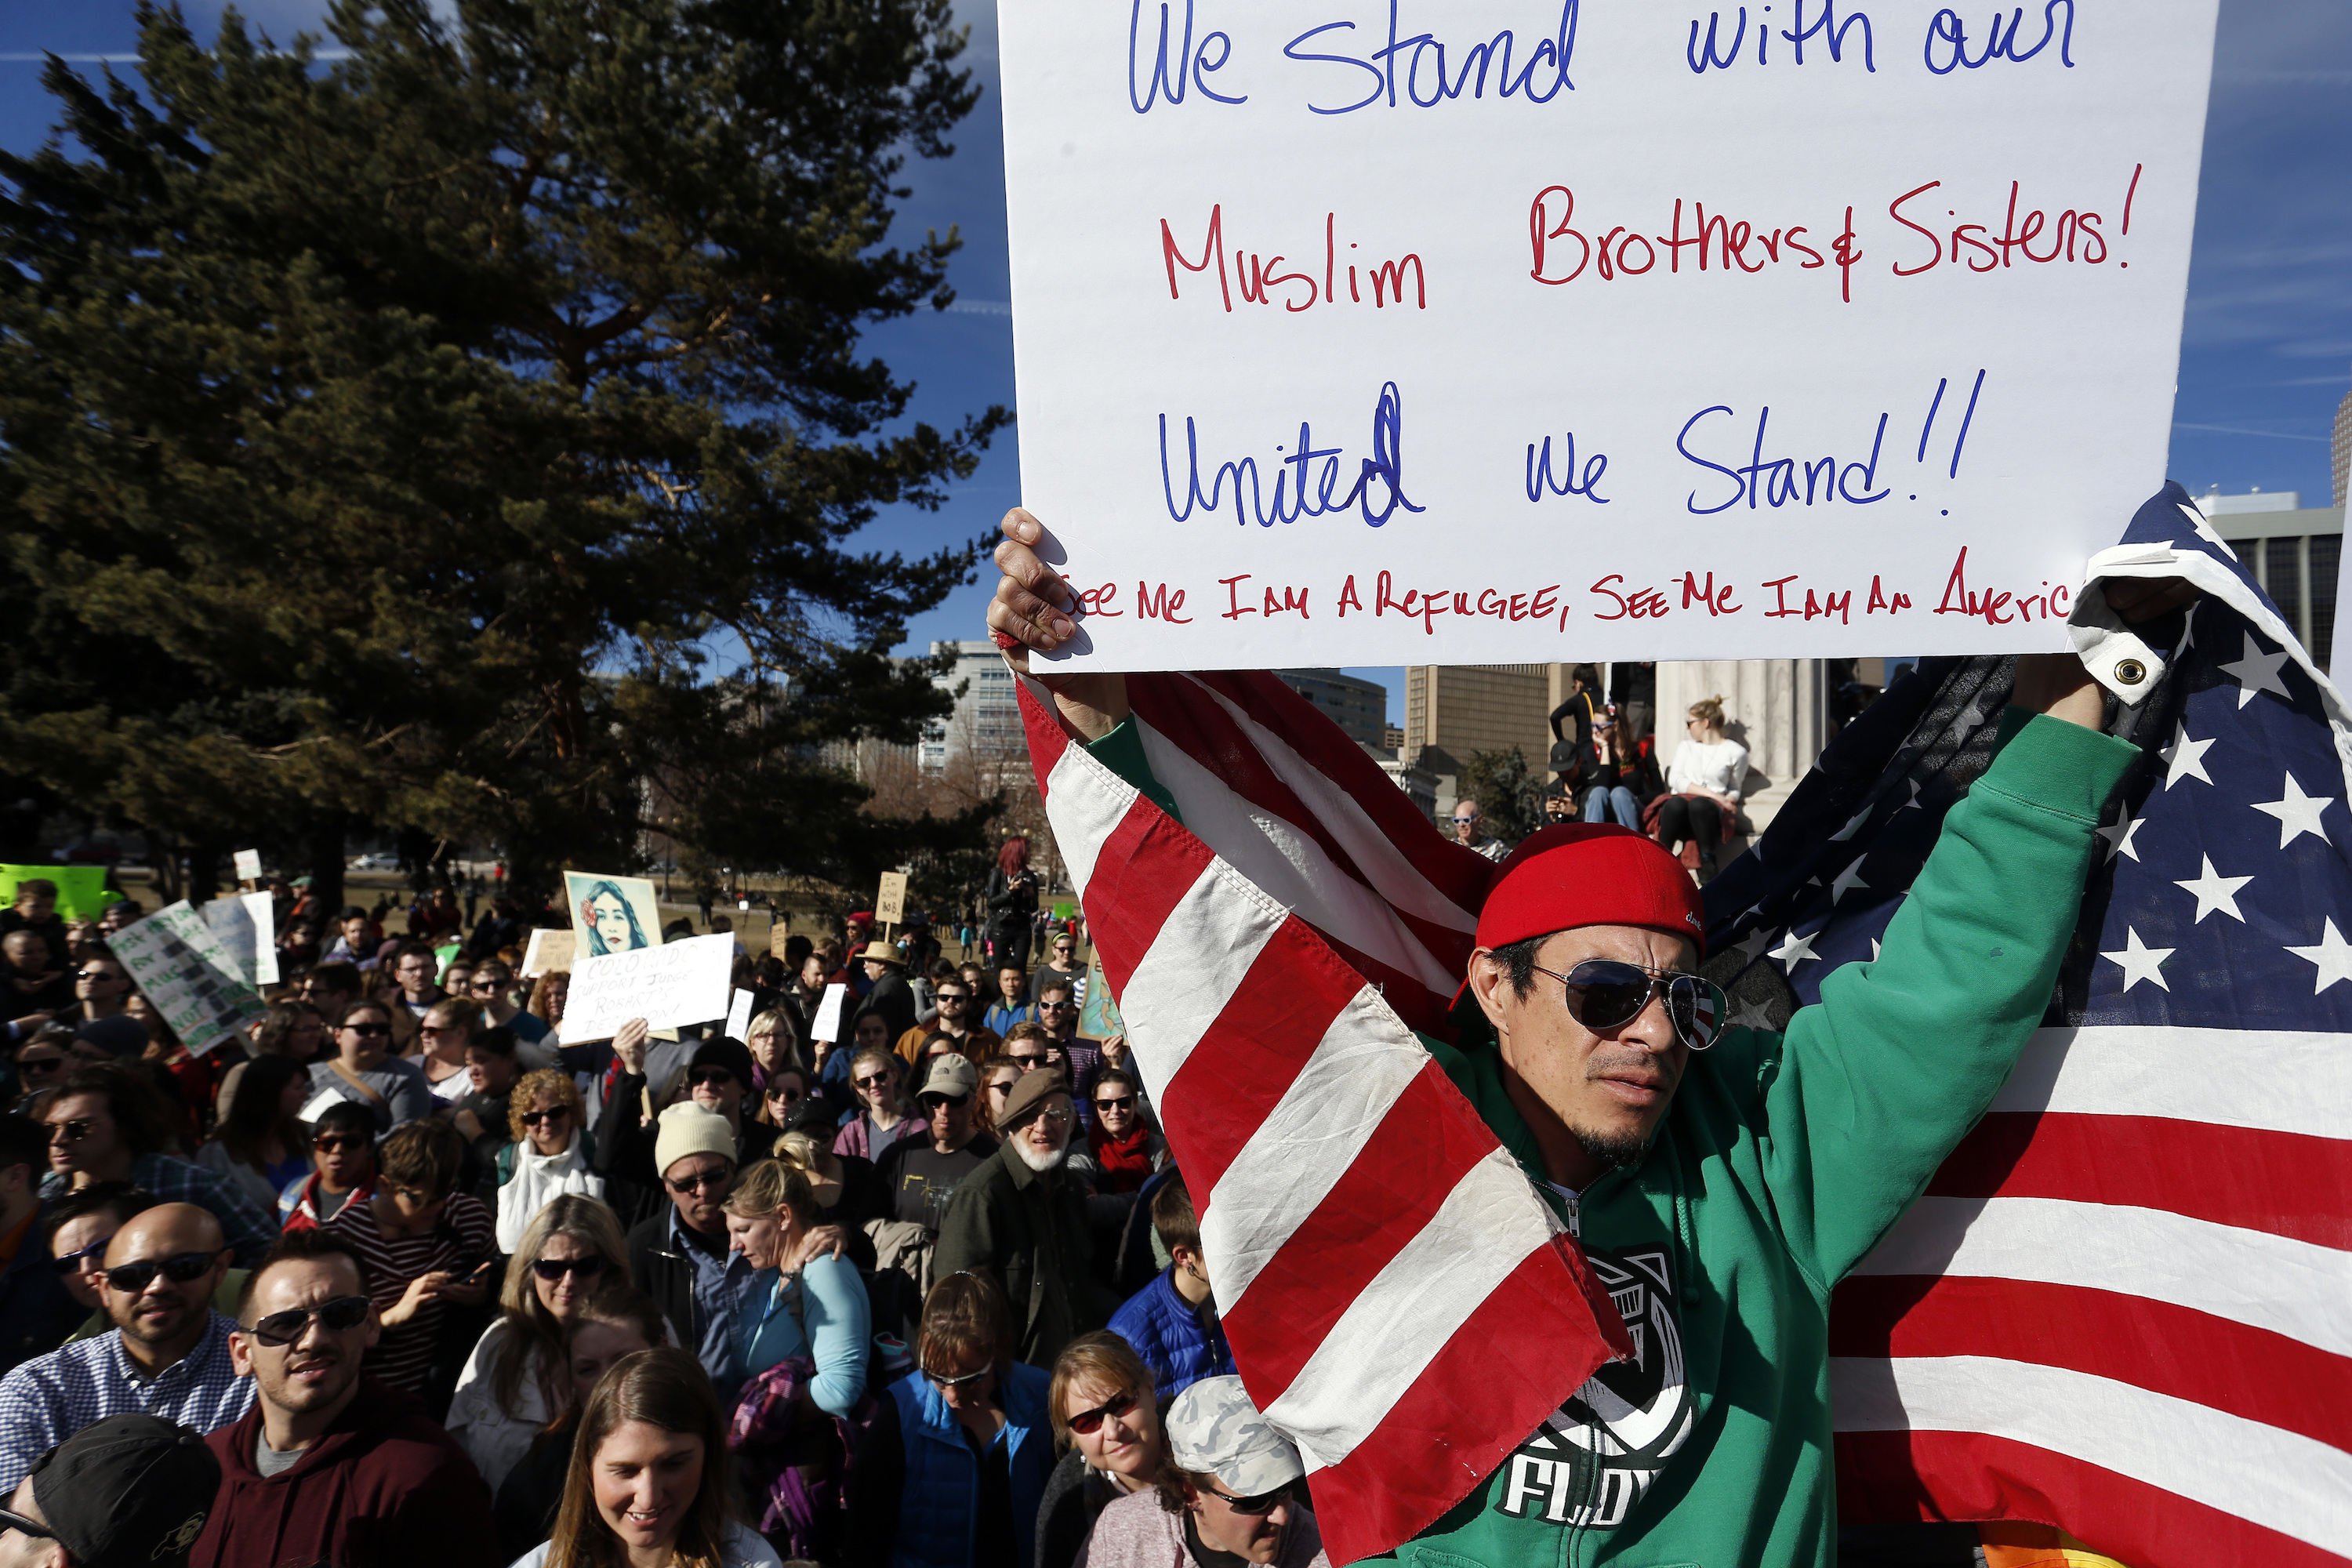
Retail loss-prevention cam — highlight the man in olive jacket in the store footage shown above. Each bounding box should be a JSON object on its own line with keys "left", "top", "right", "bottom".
{"left": 932, "top": 1070, "right": 1109, "bottom": 1367}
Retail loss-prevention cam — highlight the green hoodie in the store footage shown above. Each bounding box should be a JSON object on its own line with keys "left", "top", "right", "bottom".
{"left": 1085, "top": 705, "right": 2137, "bottom": 1568}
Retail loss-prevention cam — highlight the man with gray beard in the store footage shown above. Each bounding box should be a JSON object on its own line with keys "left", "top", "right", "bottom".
{"left": 933, "top": 1070, "right": 1111, "bottom": 1367}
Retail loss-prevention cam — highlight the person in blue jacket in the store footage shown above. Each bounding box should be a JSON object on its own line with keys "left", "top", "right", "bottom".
{"left": 1105, "top": 1172, "right": 1232, "bottom": 1399}
{"left": 848, "top": 1269, "right": 1055, "bottom": 1568}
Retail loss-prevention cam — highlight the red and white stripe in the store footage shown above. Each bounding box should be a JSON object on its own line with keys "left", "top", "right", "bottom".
{"left": 1831, "top": 1023, "right": 2352, "bottom": 1566}
{"left": 1018, "top": 670, "right": 1632, "bottom": 1566}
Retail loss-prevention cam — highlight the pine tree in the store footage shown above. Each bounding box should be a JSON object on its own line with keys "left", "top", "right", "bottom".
{"left": 0, "top": 0, "right": 1007, "bottom": 906}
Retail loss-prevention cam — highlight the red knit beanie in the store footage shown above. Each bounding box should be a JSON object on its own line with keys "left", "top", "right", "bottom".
{"left": 1474, "top": 825, "right": 1707, "bottom": 957}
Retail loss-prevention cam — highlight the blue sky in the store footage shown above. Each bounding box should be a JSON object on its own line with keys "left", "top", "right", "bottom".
{"left": 2, "top": 0, "right": 2344, "bottom": 723}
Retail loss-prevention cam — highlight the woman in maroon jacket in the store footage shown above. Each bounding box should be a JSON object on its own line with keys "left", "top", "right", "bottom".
{"left": 194, "top": 1228, "right": 499, "bottom": 1568}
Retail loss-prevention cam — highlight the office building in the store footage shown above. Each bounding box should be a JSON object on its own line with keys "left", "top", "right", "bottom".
{"left": 1273, "top": 668, "right": 1392, "bottom": 750}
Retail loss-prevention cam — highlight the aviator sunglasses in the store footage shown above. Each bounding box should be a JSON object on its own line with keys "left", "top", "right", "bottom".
{"left": 1528, "top": 960, "right": 1723, "bottom": 1051}
{"left": 243, "top": 1294, "right": 372, "bottom": 1348}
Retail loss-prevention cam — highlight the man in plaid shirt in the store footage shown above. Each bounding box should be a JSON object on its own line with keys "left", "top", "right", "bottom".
{"left": 0, "top": 1203, "right": 253, "bottom": 1490}
{"left": 38, "top": 1069, "right": 277, "bottom": 1268}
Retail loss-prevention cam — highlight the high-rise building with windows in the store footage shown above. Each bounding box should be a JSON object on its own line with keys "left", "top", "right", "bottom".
{"left": 921, "top": 640, "right": 1025, "bottom": 772}
{"left": 1272, "top": 668, "right": 1392, "bottom": 750}
{"left": 2333, "top": 361, "right": 2351, "bottom": 507}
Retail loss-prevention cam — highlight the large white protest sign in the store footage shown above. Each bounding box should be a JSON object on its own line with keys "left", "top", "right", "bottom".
{"left": 810, "top": 982, "right": 849, "bottom": 1044}
{"left": 111, "top": 902, "right": 267, "bottom": 1057}
{"left": 561, "top": 931, "right": 735, "bottom": 1044}
{"left": 201, "top": 892, "right": 281, "bottom": 988}
{"left": 999, "top": 1, "right": 2219, "bottom": 667}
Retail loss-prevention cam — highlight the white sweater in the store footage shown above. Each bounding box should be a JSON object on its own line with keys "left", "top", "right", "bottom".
{"left": 1666, "top": 737, "right": 1749, "bottom": 801}
{"left": 494, "top": 1133, "right": 606, "bottom": 1254}
{"left": 447, "top": 1319, "right": 553, "bottom": 1494}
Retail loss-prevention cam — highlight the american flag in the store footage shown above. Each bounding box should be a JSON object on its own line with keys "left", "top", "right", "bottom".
{"left": 1013, "top": 667, "right": 1632, "bottom": 1566}
{"left": 1700, "top": 481, "right": 2352, "bottom": 1566}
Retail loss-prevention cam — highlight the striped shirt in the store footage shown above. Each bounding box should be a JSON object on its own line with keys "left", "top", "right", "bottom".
{"left": 326, "top": 1192, "right": 495, "bottom": 1392}
{"left": 0, "top": 1314, "right": 254, "bottom": 1491}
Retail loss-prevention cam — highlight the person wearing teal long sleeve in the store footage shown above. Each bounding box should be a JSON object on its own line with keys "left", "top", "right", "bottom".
{"left": 984, "top": 506, "right": 2188, "bottom": 1568}
{"left": 722, "top": 1161, "right": 869, "bottom": 1417}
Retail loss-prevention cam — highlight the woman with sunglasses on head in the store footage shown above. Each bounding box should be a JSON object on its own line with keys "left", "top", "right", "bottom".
{"left": 492, "top": 1285, "right": 670, "bottom": 1563}
{"left": 1036, "top": 1332, "right": 1170, "bottom": 1568}
{"left": 829, "top": 1046, "right": 919, "bottom": 1162}
{"left": 448, "top": 1193, "right": 632, "bottom": 1492}
{"left": 279, "top": 1101, "right": 379, "bottom": 1231}
{"left": 848, "top": 1269, "right": 1054, "bottom": 1568}
{"left": 194, "top": 1051, "right": 314, "bottom": 1211}
{"left": 494, "top": 1069, "right": 608, "bottom": 1254}
{"left": 514, "top": 1345, "right": 784, "bottom": 1568}
{"left": 325, "top": 1117, "right": 495, "bottom": 1399}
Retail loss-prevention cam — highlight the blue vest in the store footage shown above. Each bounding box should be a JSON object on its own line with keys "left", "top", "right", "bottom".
{"left": 1107, "top": 1265, "right": 1235, "bottom": 1398}
{"left": 886, "top": 1361, "right": 1054, "bottom": 1568}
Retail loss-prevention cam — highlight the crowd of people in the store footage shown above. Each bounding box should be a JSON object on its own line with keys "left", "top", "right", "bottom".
{"left": 0, "top": 873, "right": 1308, "bottom": 1568}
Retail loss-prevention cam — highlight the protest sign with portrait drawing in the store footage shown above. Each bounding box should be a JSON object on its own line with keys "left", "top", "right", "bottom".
{"left": 564, "top": 871, "right": 664, "bottom": 958}
{"left": 561, "top": 931, "right": 735, "bottom": 1043}
{"left": 998, "top": 0, "right": 2220, "bottom": 668}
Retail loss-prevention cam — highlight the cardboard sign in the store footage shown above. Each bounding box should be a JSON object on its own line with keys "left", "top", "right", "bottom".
{"left": 561, "top": 931, "right": 735, "bottom": 1044}
{"left": 110, "top": 901, "right": 267, "bottom": 1057}
{"left": 768, "top": 922, "right": 793, "bottom": 959}
{"left": 875, "top": 871, "right": 909, "bottom": 927}
{"left": 563, "top": 871, "right": 665, "bottom": 959}
{"left": 724, "top": 986, "right": 756, "bottom": 1043}
{"left": 521, "top": 927, "right": 575, "bottom": 978}
{"left": 0, "top": 866, "right": 111, "bottom": 921}
{"left": 999, "top": 0, "right": 2220, "bottom": 667}
{"left": 201, "top": 892, "right": 281, "bottom": 989}
{"left": 232, "top": 849, "right": 262, "bottom": 882}
{"left": 810, "top": 982, "right": 850, "bottom": 1044}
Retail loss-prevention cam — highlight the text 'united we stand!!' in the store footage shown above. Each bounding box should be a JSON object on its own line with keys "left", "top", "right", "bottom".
{"left": 1081, "top": 0, "right": 2136, "bottom": 644}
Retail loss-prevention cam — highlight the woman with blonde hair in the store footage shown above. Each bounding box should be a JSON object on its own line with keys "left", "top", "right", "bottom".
{"left": 1657, "top": 692, "right": 1751, "bottom": 873}
{"left": 516, "top": 1345, "right": 782, "bottom": 1568}
{"left": 849, "top": 1269, "right": 1056, "bottom": 1568}
{"left": 492, "top": 1287, "right": 670, "bottom": 1563}
{"left": 742, "top": 1007, "right": 797, "bottom": 1090}
{"left": 1036, "top": 1332, "right": 1170, "bottom": 1568}
{"left": 768, "top": 1100, "right": 887, "bottom": 1236}
{"left": 418, "top": 996, "right": 484, "bottom": 1102}
{"left": 720, "top": 1160, "right": 871, "bottom": 1407}
{"left": 495, "top": 1068, "right": 605, "bottom": 1253}
{"left": 448, "top": 1192, "right": 633, "bottom": 1491}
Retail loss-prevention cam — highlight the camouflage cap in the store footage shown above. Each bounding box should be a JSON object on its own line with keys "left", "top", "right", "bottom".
{"left": 1166, "top": 1374, "right": 1304, "bottom": 1497}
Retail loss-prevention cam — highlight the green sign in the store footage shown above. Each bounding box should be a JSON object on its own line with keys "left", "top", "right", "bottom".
{"left": 0, "top": 866, "right": 113, "bottom": 920}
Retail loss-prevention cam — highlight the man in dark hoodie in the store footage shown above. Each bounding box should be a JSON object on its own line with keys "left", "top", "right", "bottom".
{"left": 189, "top": 1229, "right": 496, "bottom": 1568}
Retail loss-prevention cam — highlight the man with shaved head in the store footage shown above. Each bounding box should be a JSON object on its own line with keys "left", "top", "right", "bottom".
{"left": 0, "top": 1203, "right": 254, "bottom": 1490}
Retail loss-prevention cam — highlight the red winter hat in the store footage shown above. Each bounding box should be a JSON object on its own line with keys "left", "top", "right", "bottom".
{"left": 1474, "top": 825, "right": 1707, "bottom": 957}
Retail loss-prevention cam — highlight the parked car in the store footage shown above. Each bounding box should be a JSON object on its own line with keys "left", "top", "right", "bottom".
{"left": 347, "top": 851, "right": 400, "bottom": 870}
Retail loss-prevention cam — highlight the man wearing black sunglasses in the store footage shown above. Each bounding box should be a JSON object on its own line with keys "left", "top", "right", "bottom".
{"left": 1003, "top": 558, "right": 2144, "bottom": 1568}
{"left": 0, "top": 1205, "right": 252, "bottom": 1494}
{"left": 201, "top": 1229, "right": 498, "bottom": 1568}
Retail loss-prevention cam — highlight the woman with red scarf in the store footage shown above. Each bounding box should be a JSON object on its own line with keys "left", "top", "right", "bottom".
{"left": 1085, "top": 1068, "right": 1167, "bottom": 1193}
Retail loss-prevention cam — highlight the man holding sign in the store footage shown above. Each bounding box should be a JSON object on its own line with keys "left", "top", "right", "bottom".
{"left": 989, "top": 524, "right": 2187, "bottom": 1565}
